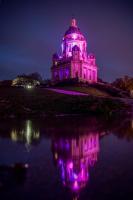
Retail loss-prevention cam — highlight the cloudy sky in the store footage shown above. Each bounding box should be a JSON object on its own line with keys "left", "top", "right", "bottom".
{"left": 0, "top": 0, "right": 133, "bottom": 81}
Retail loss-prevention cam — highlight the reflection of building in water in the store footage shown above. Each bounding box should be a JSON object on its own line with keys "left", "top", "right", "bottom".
{"left": 11, "top": 120, "right": 40, "bottom": 150}
{"left": 52, "top": 133, "right": 99, "bottom": 193}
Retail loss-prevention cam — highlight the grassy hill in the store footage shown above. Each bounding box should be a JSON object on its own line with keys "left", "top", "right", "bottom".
{"left": 0, "top": 86, "right": 131, "bottom": 119}
{"left": 54, "top": 86, "right": 111, "bottom": 97}
{"left": 53, "top": 82, "right": 129, "bottom": 98}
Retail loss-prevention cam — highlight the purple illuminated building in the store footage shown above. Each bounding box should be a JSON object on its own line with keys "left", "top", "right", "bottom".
{"left": 52, "top": 133, "right": 99, "bottom": 193}
{"left": 51, "top": 18, "right": 98, "bottom": 83}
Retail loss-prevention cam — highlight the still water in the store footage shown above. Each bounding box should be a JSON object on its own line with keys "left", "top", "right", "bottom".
{"left": 0, "top": 116, "right": 133, "bottom": 200}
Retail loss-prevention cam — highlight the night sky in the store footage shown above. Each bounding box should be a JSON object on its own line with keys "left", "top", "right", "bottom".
{"left": 0, "top": 0, "right": 133, "bottom": 82}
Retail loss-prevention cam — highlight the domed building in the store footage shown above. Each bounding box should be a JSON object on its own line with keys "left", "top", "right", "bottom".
{"left": 51, "top": 19, "right": 98, "bottom": 83}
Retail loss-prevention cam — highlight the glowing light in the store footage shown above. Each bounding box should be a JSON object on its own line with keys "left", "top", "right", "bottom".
{"left": 73, "top": 173, "right": 78, "bottom": 179}
{"left": 24, "top": 163, "right": 29, "bottom": 168}
{"left": 72, "top": 42, "right": 77, "bottom": 48}
{"left": 72, "top": 33, "right": 77, "bottom": 40}
{"left": 55, "top": 152, "right": 58, "bottom": 159}
{"left": 59, "top": 159, "right": 63, "bottom": 165}
{"left": 73, "top": 181, "right": 79, "bottom": 190}
{"left": 68, "top": 162, "right": 73, "bottom": 169}
{"left": 34, "top": 132, "right": 40, "bottom": 139}
{"left": 11, "top": 130, "right": 17, "bottom": 142}
{"left": 26, "top": 85, "right": 33, "bottom": 89}
{"left": 26, "top": 120, "right": 32, "bottom": 145}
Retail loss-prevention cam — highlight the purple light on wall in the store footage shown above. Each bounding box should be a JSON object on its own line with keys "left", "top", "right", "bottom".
{"left": 68, "top": 161, "right": 73, "bottom": 169}
{"left": 72, "top": 33, "right": 77, "bottom": 40}
{"left": 65, "top": 68, "right": 69, "bottom": 78}
{"left": 59, "top": 159, "right": 63, "bottom": 165}
{"left": 73, "top": 180, "right": 79, "bottom": 190}
{"left": 73, "top": 173, "right": 78, "bottom": 179}
{"left": 59, "top": 70, "right": 63, "bottom": 80}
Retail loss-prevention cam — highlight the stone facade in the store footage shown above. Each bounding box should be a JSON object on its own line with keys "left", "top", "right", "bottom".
{"left": 51, "top": 19, "right": 98, "bottom": 83}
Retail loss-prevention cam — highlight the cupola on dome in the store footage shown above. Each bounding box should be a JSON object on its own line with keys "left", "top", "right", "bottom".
{"left": 64, "top": 18, "right": 85, "bottom": 40}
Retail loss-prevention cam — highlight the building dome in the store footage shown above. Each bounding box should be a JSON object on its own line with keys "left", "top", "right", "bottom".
{"left": 64, "top": 18, "right": 85, "bottom": 40}
{"left": 64, "top": 26, "right": 82, "bottom": 36}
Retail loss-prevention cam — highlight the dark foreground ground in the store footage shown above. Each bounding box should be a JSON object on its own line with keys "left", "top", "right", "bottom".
{"left": 0, "top": 87, "right": 131, "bottom": 118}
